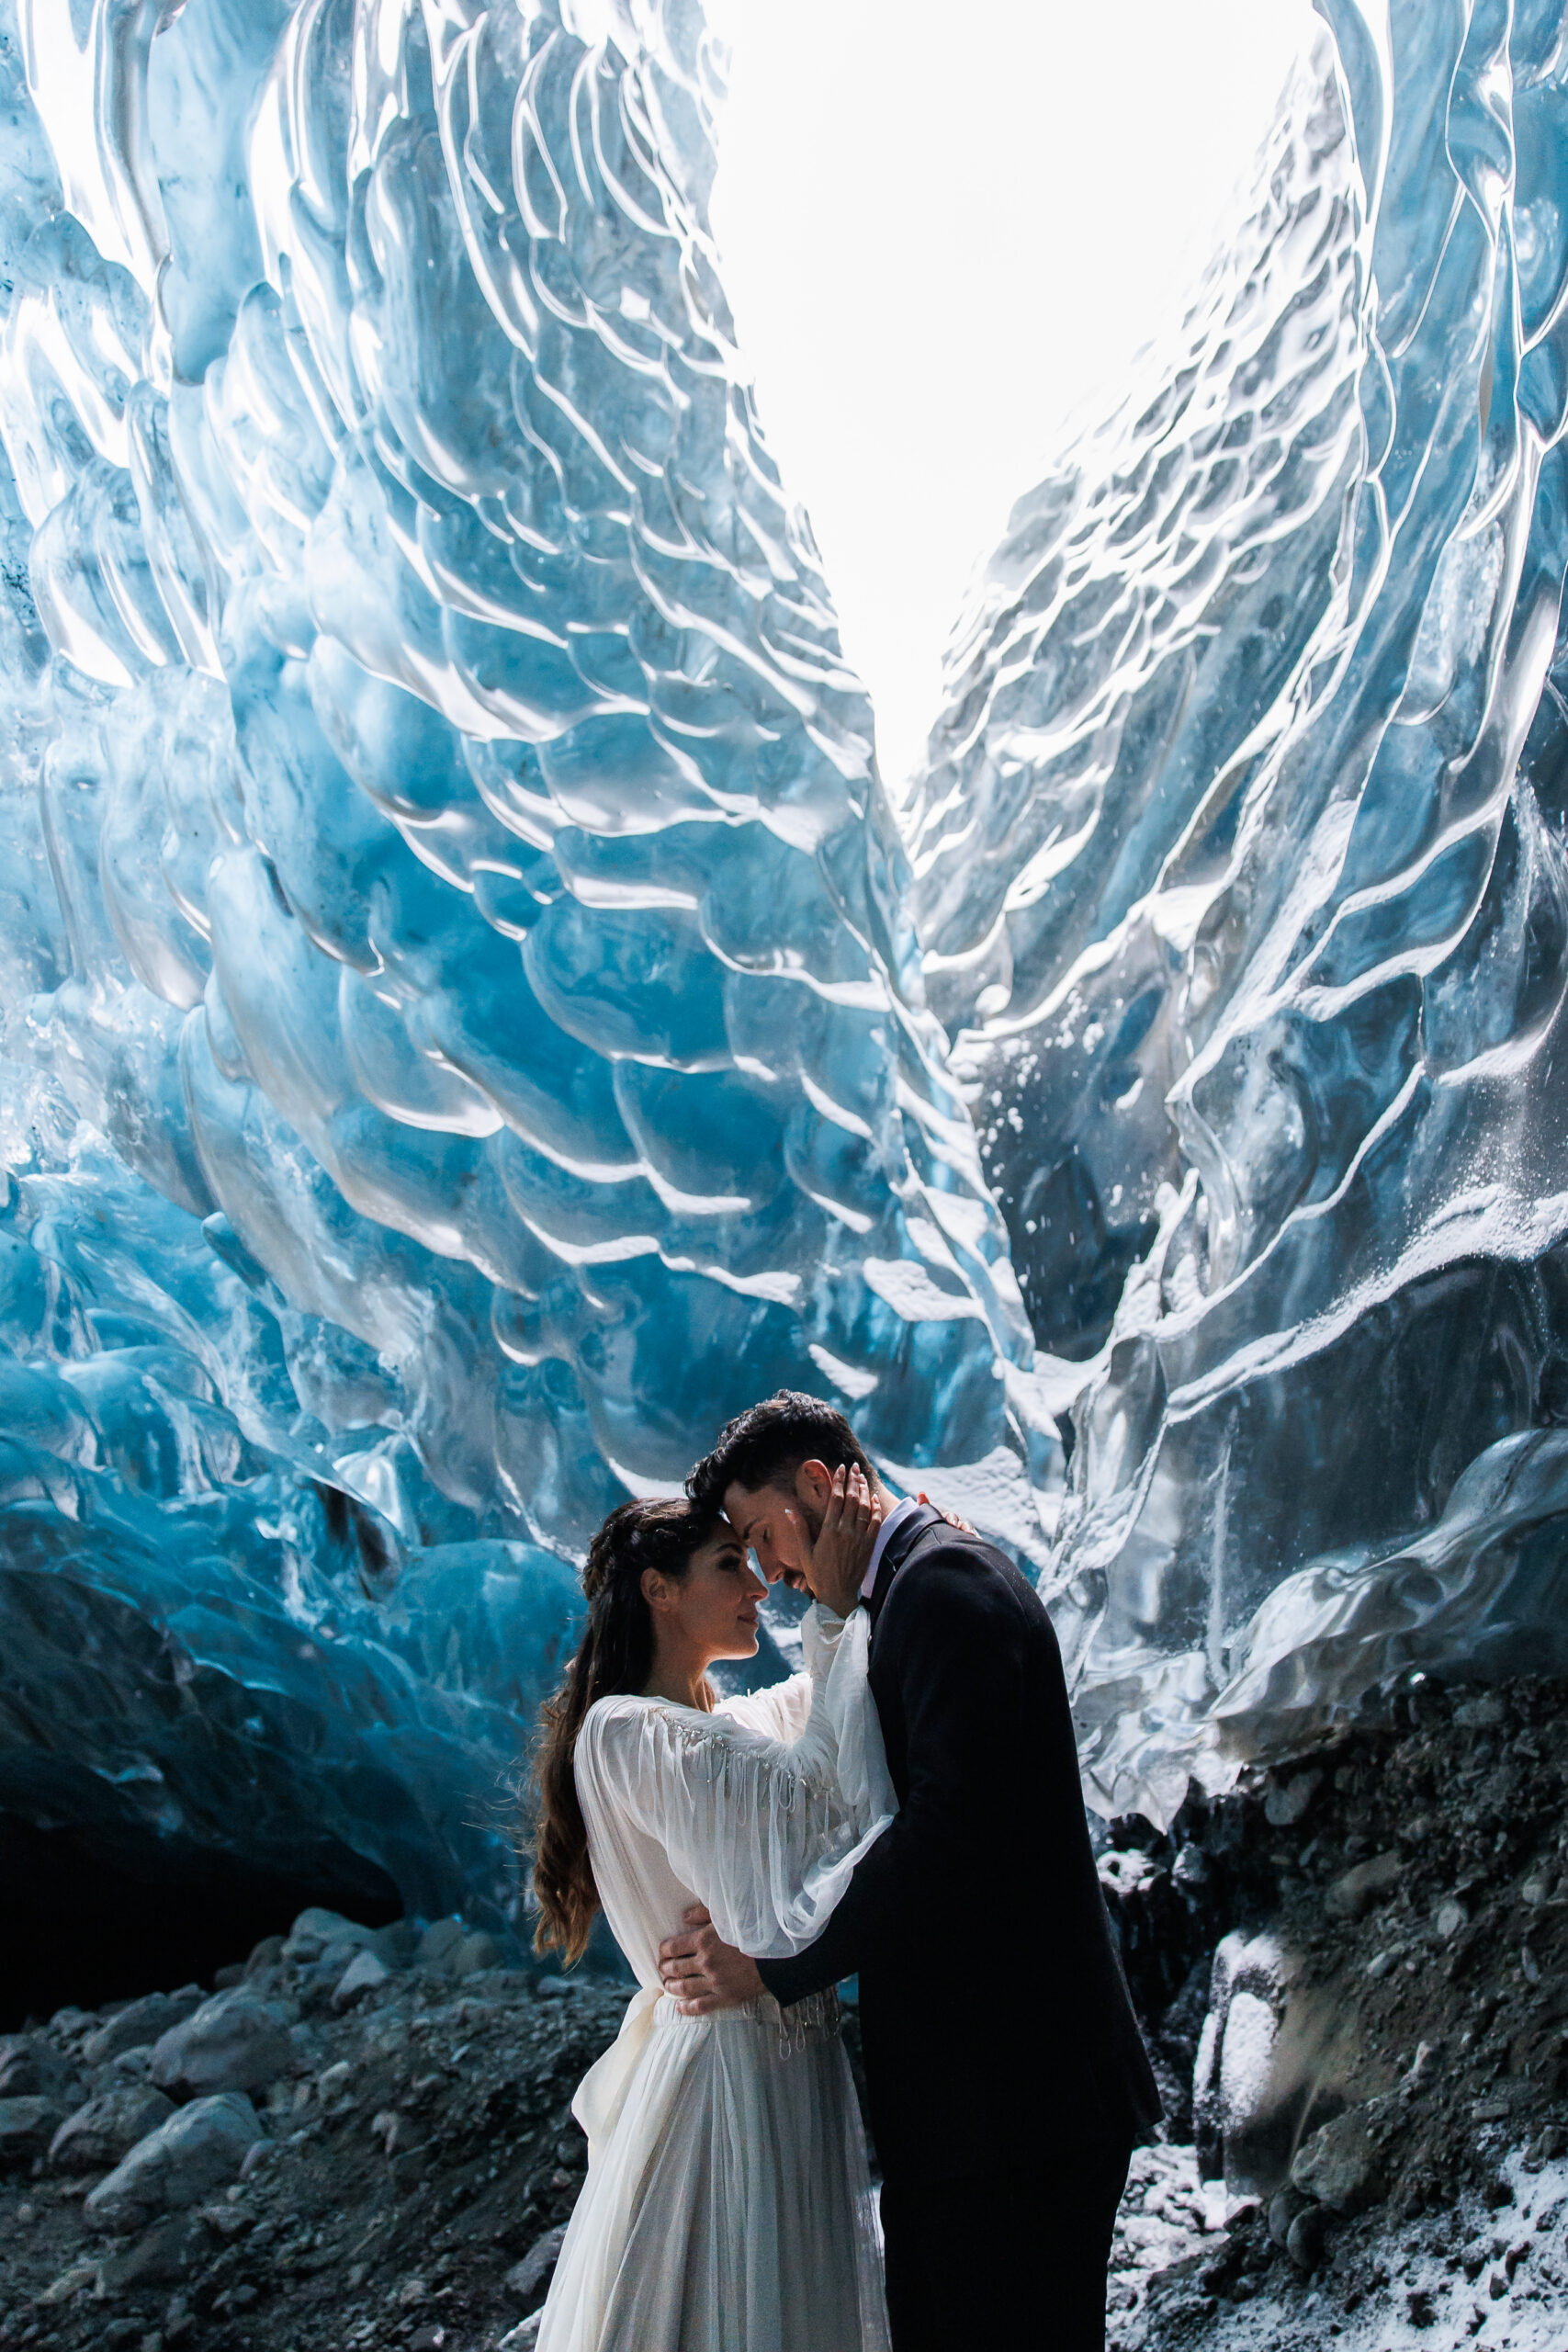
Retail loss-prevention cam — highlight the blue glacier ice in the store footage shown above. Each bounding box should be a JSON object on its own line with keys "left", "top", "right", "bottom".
{"left": 0, "top": 0, "right": 1046, "bottom": 1941}
{"left": 908, "top": 1, "right": 1568, "bottom": 1819}
{"left": 5, "top": 0, "right": 1568, "bottom": 1935}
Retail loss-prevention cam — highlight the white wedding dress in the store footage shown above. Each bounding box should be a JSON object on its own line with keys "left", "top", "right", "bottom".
{"left": 536, "top": 1606, "right": 897, "bottom": 2352}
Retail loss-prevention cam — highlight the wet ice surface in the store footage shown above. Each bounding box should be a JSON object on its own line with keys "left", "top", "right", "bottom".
{"left": 4, "top": 0, "right": 1568, "bottom": 1914}
{"left": 0, "top": 0, "right": 1050, "bottom": 1925}
{"left": 906, "top": 4, "right": 1568, "bottom": 1823}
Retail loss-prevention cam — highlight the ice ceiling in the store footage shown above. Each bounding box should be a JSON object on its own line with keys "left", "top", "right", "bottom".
{"left": 2, "top": 0, "right": 1567, "bottom": 1933}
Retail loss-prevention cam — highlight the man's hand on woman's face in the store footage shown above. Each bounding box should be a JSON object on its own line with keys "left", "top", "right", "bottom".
{"left": 806, "top": 1463, "right": 880, "bottom": 1616}
{"left": 658, "top": 1905, "right": 765, "bottom": 2014}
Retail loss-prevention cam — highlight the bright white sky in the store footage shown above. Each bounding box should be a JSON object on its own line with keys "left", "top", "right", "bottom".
{"left": 706, "top": 0, "right": 1318, "bottom": 797}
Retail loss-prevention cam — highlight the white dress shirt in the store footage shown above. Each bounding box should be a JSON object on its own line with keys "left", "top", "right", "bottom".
{"left": 859, "top": 1493, "right": 922, "bottom": 1605}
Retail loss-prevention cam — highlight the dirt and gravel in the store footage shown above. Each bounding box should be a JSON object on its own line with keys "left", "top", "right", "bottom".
{"left": 0, "top": 1917, "right": 626, "bottom": 2352}
{"left": 1100, "top": 1670, "right": 1568, "bottom": 2348}
{"left": 6, "top": 1669, "right": 1568, "bottom": 2351}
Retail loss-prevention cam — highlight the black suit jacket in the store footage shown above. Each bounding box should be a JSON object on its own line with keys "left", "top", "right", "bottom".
{"left": 757, "top": 1506, "right": 1159, "bottom": 2186}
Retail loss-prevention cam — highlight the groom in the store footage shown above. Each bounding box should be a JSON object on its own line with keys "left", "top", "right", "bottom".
{"left": 659, "top": 1391, "right": 1158, "bottom": 2352}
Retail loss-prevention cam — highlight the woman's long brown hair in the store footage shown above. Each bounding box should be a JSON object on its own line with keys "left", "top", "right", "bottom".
{"left": 531, "top": 1496, "right": 716, "bottom": 1964}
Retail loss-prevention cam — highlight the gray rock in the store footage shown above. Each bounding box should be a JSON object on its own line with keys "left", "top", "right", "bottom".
{"left": 83, "top": 1993, "right": 204, "bottom": 2068}
{"left": 98, "top": 2211, "right": 206, "bottom": 2290}
{"left": 333, "top": 1950, "right": 390, "bottom": 2009}
{"left": 1286, "top": 2203, "right": 1327, "bottom": 2270}
{"left": 1325, "top": 1850, "right": 1401, "bottom": 1921}
{"left": 1264, "top": 1769, "right": 1323, "bottom": 1828}
{"left": 0, "top": 2034, "right": 73, "bottom": 2099}
{"left": 415, "top": 1917, "right": 465, "bottom": 1972}
{"left": 1266, "top": 2184, "right": 1312, "bottom": 2249}
{"left": 150, "top": 1988, "right": 295, "bottom": 2100}
{"left": 1171, "top": 1844, "right": 1210, "bottom": 1893}
{"left": 370, "top": 1918, "right": 419, "bottom": 1970}
{"left": 499, "top": 2319, "right": 543, "bottom": 2351}
{"left": 1290, "top": 2098, "right": 1396, "bottom": 2213}
{"left": 451, "top": 1930, "right": 503, "bottom": 1977}
{"left": 505, "top": 2222, "right": 568, "bottom": 2306}
{"left": 243, "top": 1935, "right": 286, "bottom": 1981}
{"left": 281, "top": 1908, "right": 377, "bottom": 1965}
{"left": 85, "top": 2093, "right": 263, "bottom": 2232}
{"left": 0, "top": 2097, "right": 67, "bottom": 2167}
{"left": 50, "top": 2085, "right": 176, "bottom": 2175}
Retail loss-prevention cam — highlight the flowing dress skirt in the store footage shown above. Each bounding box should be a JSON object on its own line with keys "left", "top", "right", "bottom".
{"left": 537, "top": 1995, "right": 888, "bottom": 2352}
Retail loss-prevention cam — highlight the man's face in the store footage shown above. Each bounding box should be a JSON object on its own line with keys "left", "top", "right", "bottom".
{"left": 722, "top": 1465, "right": 829, "bottom": 1591}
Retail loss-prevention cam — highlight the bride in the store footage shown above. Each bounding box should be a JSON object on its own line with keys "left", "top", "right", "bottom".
{"left": 529, "top": 1472, "right": 895, "bottom": 2352}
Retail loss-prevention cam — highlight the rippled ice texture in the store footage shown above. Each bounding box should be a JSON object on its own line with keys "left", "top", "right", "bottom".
{"left": 7, "top": 0, "right": 1568, "bottom": 1912}
{"left": 908, "top": 2, "right": 1568, "bottom": 1821}
{"left": 0, "top": 0, "right": 1047, "bottom": 1928}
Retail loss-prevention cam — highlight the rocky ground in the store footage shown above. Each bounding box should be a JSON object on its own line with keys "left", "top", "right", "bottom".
{"left": 1101, "top": 1671, "right": 1568, "bottom": 2347}
{"left": 0, "top": 1914, "right": 626, "bottom": 2352}
{"left": 6, "top": 1670, "right": 1568, "bottom": 2351}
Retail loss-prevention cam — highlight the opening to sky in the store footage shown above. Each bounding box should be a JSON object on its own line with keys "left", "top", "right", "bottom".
{"left": 707, "top": 0, "right": 1319, "bottom": 799}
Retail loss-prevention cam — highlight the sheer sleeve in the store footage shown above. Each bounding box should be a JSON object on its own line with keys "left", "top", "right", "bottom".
{"left": 577, "top": 1609, "right": 894, "bottom": 1959}
{"left": 715, "top": 1671, "right": 813, "bottom": 1746}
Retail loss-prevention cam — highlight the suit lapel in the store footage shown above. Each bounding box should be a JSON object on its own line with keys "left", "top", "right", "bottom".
{"left": 867, "top": 1502, "right": 942, "bottom": 1634}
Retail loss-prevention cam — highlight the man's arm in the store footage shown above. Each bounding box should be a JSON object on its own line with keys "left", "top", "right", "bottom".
{"left": 658, "top": 1904, "right": 765, "bottom": 2013}
{"left": 662, "top": 1549, "right": 1023, "bottom": 2010}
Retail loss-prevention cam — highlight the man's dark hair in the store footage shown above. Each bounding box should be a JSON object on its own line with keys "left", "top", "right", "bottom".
{"left": 687, "top": 1390, "right": 873, "bottom": 1515}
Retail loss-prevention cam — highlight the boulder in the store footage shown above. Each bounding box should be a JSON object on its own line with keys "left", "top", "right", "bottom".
{"left": 415, "top": 1917, "right": 465, "bottom": 1972}
{"left": 49, "top": 2085, "right": 175, "bottom": 2175}
{"left": 0, "top": 2097, "right": 66, "bottom": 2168}
{"left": 85, "top": 2093, "right": 262, "bottom": 2232}
{"left": 451, "top": 1931, "right": 503, "bottom": 1977}
{"left": 0, "top": 2035, "right": 73, "bottom": 2099}
{"left": 1290, "top": 2098, "right": 1397, "bottom": 2213}
{"left": 370, "top": 1918, "right": 419, "bottom": 1970}
{"left": 82, "top": 1992, "right": 204, "bottom": 2068}
{"left": 504, "top": 2223, "right": 567, "bottom": 2307}
{"left": 1324, "top": 1850, "right": 1401, "bottom": 1921}
{"left": 1266, "top": 2184, "right": 1313, "bottom": 2249}
{"left": 98, "top": 2211, "right": 206, "bottom": 2291}
{"left": 150, "top": 1988, "right": 294, "bottom": 2101}
{"left": 281, "top": 1908, "right": 377, "bottom": 1965}
{"left": 333, "top": 1950, "right": 390, "bottom": 2009}
{"left": 1287, "top": 2203, "right": 1327, "bottom": 2271}
{"left": 1264, "top": 1769, "right": 1323, "bottom": 1828}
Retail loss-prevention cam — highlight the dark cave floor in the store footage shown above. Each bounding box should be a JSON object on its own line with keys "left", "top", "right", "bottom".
{"left": 5, "top": 1674, "right": 1568, "bottom": 2350}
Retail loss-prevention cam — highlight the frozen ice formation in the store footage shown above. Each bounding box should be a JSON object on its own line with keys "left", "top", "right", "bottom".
{"left": 908, "top": 3, "right": 1568, "bottom": 1819}
{"left": 0, "top": 0, "right": 1043, "bottom": 1932}
{"left": 6, "top": 0, "right": 1568, "bottom": 1918}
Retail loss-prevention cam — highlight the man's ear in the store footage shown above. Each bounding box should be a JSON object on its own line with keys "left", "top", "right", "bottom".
{"left": 795, "top": 1458, "right": 835, "bottom": 1513}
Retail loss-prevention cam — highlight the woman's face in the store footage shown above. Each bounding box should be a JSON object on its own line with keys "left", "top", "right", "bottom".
{"left": 650, "top": 1521, "right": 767, "bottom": 1663}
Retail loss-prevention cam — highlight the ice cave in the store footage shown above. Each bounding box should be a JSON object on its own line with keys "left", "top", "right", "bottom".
{"left": 6, "top": 0, "right": 1568, "bottom": 2346}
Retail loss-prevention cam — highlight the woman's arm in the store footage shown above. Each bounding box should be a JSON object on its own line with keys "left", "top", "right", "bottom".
{"left": 578, "top": 1692, "right": 893, "bottom": 1960}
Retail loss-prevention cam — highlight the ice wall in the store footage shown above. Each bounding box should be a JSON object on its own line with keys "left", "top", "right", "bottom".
{"left": 0, "top": 0, "right": 1047, "bottom": 1932}
{"left": 908, "top": 0, "right": 1568, "bottom": 1821}
{"left": 9, "top": 0, "right": 1568, "bottom": 1905}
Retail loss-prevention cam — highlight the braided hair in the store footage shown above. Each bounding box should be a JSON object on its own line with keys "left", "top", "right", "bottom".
{"left": 531, "top": 1496, "right": 716, "bottom": 1963}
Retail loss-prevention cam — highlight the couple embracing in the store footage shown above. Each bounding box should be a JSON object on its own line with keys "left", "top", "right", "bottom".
{"left": 529, "top": 1392, "right": 1158, "bottom": 2352}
